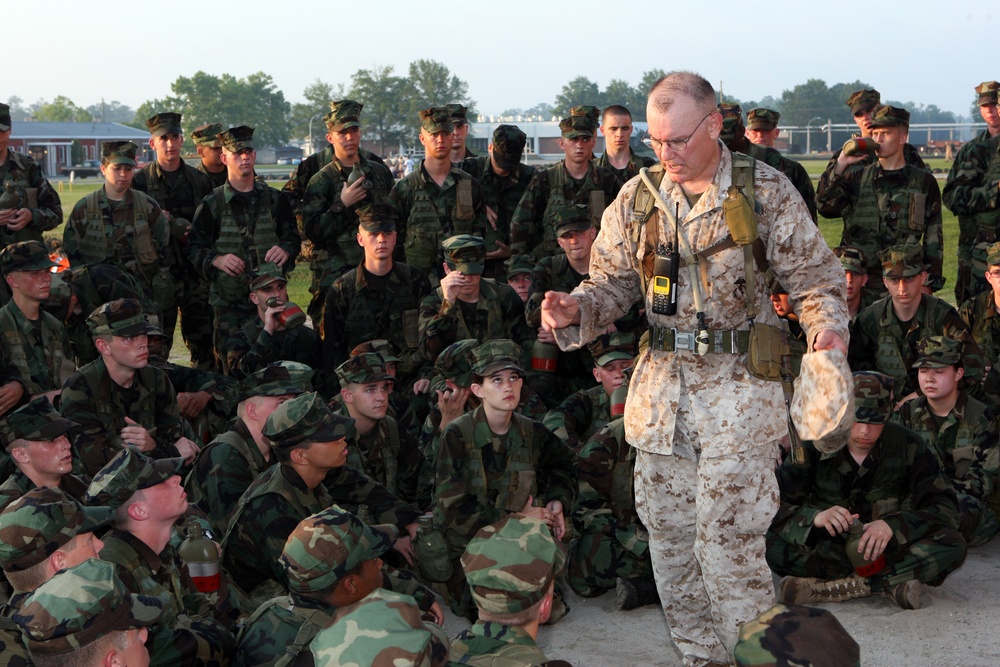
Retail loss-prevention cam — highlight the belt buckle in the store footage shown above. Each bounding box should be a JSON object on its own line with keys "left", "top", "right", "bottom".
{"left": 673, "top": 330, "right": 696, "bottom": 351}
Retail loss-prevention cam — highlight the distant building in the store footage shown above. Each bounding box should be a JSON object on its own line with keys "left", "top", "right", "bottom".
{"left": 5, "top": 121, "right": 150, "bottom": 175}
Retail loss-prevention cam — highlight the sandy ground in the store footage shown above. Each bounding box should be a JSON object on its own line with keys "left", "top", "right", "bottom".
{"left": 441, "top": 537, "right": 1000, "bottom": 666}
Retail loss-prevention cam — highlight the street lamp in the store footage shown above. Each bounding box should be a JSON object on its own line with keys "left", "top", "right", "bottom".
{"left": 805, "top": 117, "right": 822, "bottom": 155}
{"left": 308, "top": 113, "right": 324, "bottom": 154}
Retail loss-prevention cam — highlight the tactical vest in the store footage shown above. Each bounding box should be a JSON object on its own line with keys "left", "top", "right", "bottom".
{"left": 873, "top": 300, "right": 949, "bottom": 388}
{"left": 100, "top": 536, "right": 185, "bottom": 623}
{"left": 449, "top": 279, "right": 508, "bottom": 343}
{"left": 0, "top": 305, "right": 72, "bottom": 395}
{"left": 341, "top": 266, "right": 421, "bottom": 356}
{"left": 75, "top": 189, "right": 158, "bottom": 280}
{"left": 236, "top": 596, "right": 330, "bottom": 667}
{"left": 539, "top": 164, "right": 606, "bottom": 255}
{"left": 455, "top": 411, "right": 537, "bottom": 515}
{"left": 185, "top": 428, "right": 262, "bottom": 508}
{"left": 0, "top": 151, "right": 41, "bottom": 243}
{"left": 347, "top": 417, "right": 401, "bottom": 495}
{"left": 973, "top": 139, "right": 1000, "bottom": 236}
{"left": 604, "top": 421, "right": 638, "bottom": 521}
{"left": 403, "top": 169, "right": 475, "bottom": 270}
{"left": 329, "top": 158, "right": 394, "bottom": 267}
{"left": 79, "top": 363, "right": 159, "bottom": 446}
{"left": 213, "top": 185, "right": 280, "bottom": 304}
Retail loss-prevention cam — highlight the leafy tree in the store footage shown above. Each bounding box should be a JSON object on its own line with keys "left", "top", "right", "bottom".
{"left": 32, "top": 96, "right": 91, "bottom": 122}
{"left": 85, "top": 100, "right": 135, "bottom": 124}
{"left": 288, "top": 79, "right": 345, "bottom": 142}
{"left": 553, "top": 77, "right": 603, "bottom": 118}
{"left": 4, "top": 96, "right": 29, "bottom": 122}
{"left": 407, "top": 59, "right": 476, "bottom": 118}
{"left": 348, "top": 65, "right": 411, "bottom": 155}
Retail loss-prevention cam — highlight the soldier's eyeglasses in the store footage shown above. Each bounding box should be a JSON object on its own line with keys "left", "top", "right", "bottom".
{"left": 642, "top": 112, "right": 712, "bottom": 153}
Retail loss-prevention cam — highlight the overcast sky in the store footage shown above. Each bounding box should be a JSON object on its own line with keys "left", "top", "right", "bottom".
{"left": 7, "top": 0, "right": 993, "bottom": 120}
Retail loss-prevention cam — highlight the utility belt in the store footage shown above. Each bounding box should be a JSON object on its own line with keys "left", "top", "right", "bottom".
{"left": 648, "top": 325, "right": 749, "bottom": 354}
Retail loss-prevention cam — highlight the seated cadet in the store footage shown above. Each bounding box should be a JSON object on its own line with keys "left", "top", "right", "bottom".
{"left": 0, "top": 240, "right": 74, "bottom": 406}
{"left": 504, "top": 254, "right": 535, "bottom": 303}
{"left": 849, "top": 245, "right": 984, "bottom": 403}
{"left": 958, "top": 241, "right": 1000, "bottom": 371}
{"left": 435, "top": 340, "right": 576, "bottom": 621}
{"left": 833, "top": 245, "right": 877, "bottom": 323}
{"left": 732, "top": 604, "right": 860, "bottom": 667}
{"left": 336, "top": 353, "right": 427, "bottom": 509}
{"left": 0, "top": 487, "right": 112, "bottom": 667}
{"left": 449, "top": 515, "right": 570, "bottom": 666}
{"left": 235, "top": 507, "right": 441, "bottom": 667}
{"left": 0, "top": 396, "right": 88, "bottom": 510}
{"left": 766, "top": 372, "right": 968, "bottom": 610}
{"left": 892, "top": 336, "right": 999, "bottom": 547}
{"left": 543, "top": 333, "right": 635, "bottom": 452}
{"left": 60, "top": 298, "right": 200, "bottom": 476}
{"left": 310, "top": 589, "right": 450, "bottom": 667}
{"left": 328, "top": 339, "right": 401, "bottom": 419}
{"left": 86, "top": 447, "right": 236, "bottom": 667}
{"left": 223, "top": 261, "right": 321, "bottom": 380}
{"left": 12, "top": 559, "right": 163, "bottom": 667}
{"left": 0, "top": 339, "right": 25, "bottom": 424}
{"left": 185, "top": 361, "right": 309, "bottom": 536}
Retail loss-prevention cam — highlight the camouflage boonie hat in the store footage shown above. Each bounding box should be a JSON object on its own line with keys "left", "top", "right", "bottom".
{"left": 559, "top": 105, "right": 599, "bottom": 139}
{"left": 834, "top": 245, "right": 866, "bottom": 274}
{"left": 853, "top": 371, "right": 893, "bottom": 424}
{"left": 145, "top": 112, "right": 182, "bottom": 137}
{"left": 0, "top": 396, "right": 77, "bottom": 450}
{"left": 588, "top": 332, "right": 636, "bottom": 367}
{"left": 846, "top": 89, "right": 880, "bottom": 114}
{"left": 325, "top": 100, "right": 364, "bottom": 131}
{"left": 191, "top": 123, "right": 224, "bottom": 148}
{"left": 869, "top": 104, "right": 909, "bottom": 128}
{"left": 734, "top": 603, "right": 860, "bottom": 667}
{"left": 357, "top": 203, "right": 397, "bottom": 233}
{"left": 350, "top": 340, "right": 400, "bottom": 364}
{"left": 504, "top": 254, "right": 535, "bottom": 278}
{"left": 442, "top": 234, "right": 486, "bottom": 275}
{"left": 85, "top": 447, "right": 185, "bottom": 507}
{"left": 0, "top": 488, "right": 113, "bottom": 572}
{"left": 432, "top": 339, "right": 478, "bottom": 392}
{"left": 0, "top": 102, "right": 10, "bottom": 132}
{"left": 13, "top": 559, "right": 165, "bottom": 656}
{"left": 0, "top": 240, "right": 58, "bottom": 275}
{"left": 913, "top": 336, "right": 962, "bottom": 369}
{"left": 280, "top": 507, "right": 396, "bottom": 598}
{"left": 311, "top": 589, "right": 450, "bottom": 667}
{"left": 471, "top": 339, "right": 524, "bottom": 377}
{"left": 491, "top": 124, "right": 526, "bottom": 171}
{"left": 87, "top": 297, "right": 156, "bottom": 337}
{"left": 976, "top": 81, "right": 1000, "bottom": 106}
{"left": 219, "top": 125, "right": 255, "bottom": 152}
{"left": 446, "top": 103, "right": 470, "bottom": 125}
{"left": 462, "top": 515, "right": 565, "bottom": 615}
{"left": 263, "top": 392, "right": 356, "bottom": 448}
{"left": 100, "top": 141, "right": 138, "bottom": 166}
{"left": 987, "top": 241, "right": 1000, "bottom": 267}
{"left": 419, "top": 107, "right": 454, "bottom": 134}
{"left": 746, "top": 108, "right": 780, "bottom": 131}
{"left": 790, "top": 348, "right": 854, "bottom": 454}
{"left": 552, "top": 204, "right": 592, "bottom": 237}
{"left": 337, "top": 353, "right": 395, "bottom": 388}
{"left": 249, "top": 261, "right": 288, "bottom": 291}
{"left": 879, "top": 244, "right": 925, "bottom": 279}
{"left": 241, "top": 361, "right": 312, "bottom": 399}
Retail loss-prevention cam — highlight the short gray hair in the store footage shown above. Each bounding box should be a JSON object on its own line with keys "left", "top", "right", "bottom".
{"left": 648, "top": 71, "right": 717, "bottom": 115}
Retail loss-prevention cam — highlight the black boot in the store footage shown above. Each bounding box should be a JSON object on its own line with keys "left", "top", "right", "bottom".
{"left": 615, "top": 577, "right": 660, "bottom": 610}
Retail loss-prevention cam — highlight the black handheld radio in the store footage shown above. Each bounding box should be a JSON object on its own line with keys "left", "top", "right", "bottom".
{"left": 651, "top": 203, "right": 680, "bottom": 316}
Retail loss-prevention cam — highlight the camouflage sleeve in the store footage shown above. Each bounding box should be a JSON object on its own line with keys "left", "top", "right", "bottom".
{"left": 152, "top": 369, "right": 186, "bottom": 453}
{"left": 942, "top": 142, "right": 999, "bottom": 215}
{"left": 770, "top": 443, "right": 824, "bottom": 545}
{"left": 434, "top": 419, "right": 501, "bottom": 542}
{"left": 542, "top": 391, "right": 593, "bottom": 452}
{"left": 186, "top": 194, "right": 222, "bottom": 279}
{"left": 510, "top": 170, "right": 549, "bottom": 255}
{"left": 395, "top": 427, "right": 430, "bottom": 510}
{"left": 951, "top": 405, "right": 1000, "bottom": 499}
{"left": 273, "top": 189, "right": 302, "bottom": 266}
{"left": 846, "top": 306, "right": 880, "bottom": 372}
{"left": 150, "top": 201, "right": 173, "bottom": 270}
{"left": 574, "top": 422, "right": 624, "bottom": 534}
{"left": 418, "top": 289, "right": 458, "bottom": 361}
{"left": 24, "top": 159, "right": 62, "bottom": 233}
{"left": 302, "top": 169, "right": 341, "bottom": 246}
{"left": 322, "top": 465, "right": 421, "bottom": 528}
{"left": 386, "top": 180, "right": 413, "bottom": 263}
{"left": 225, "top": 495, "right": 300, "bottom": 591}
{"left": 921, "top": 173, "right": 945, "bottom": 292}
{"left": 470, "top": 177, "right": 489, "bottom": 238}
{"left": 814, "top": 166, "right": 859, "bottom": 219}
{"left": 500, "top": 283, "right": 535, "bottom": 354}
{"left": 185, "top": 445, "right": 256, "bottom": 536}
{"left": 145, "top": 612, "right": 236, "bottom": 667}
{"left": 524, "top": 258, "right": 550, "bottom": 328}
{"left": 533, "top": 419, "right": 578, "bottom": 512}
{"left": 225, "top": 327, "right": 271, "bottom": 381}
{"left": 788, "top": 161, "right": 818, "bottom": 223}
{"left": 380, "top": 565, "right": 437, "bottom": 614}
{"left": 885, "top": 434, "right": 962, "bottom": 544}
{"left": 60, "top": 371, "right": 118, "bottom": 477}
{"left": 941, "top": 310, "right": 986, "bottom": 390}
{"left": 62, "top": 199, "right": 88, "bottom": 265}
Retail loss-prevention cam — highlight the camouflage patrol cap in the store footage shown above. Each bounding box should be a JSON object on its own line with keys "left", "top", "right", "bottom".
{"left": 312, "top": 589, "right": 450, "bottom": 667}
{"left": 559, "top": 105, "right": 599, "bottom": 139}
{"left": 263, "top": 391, "right": 356, "bottom": 448}
{"left": 241, "top": 361, "right": 312, "bottom": 399}
{"left": 790, "top": 348, "right": 854, "bottom": 453}
{"left": 249, "top": 261, "right": 288, "bottom": 291}
{"left": 219, "top": 125, "right": 255, "bottom": 152}
{"left": 913, "top": 335, "right": 962, "bottom": 369}
{"left": 0, "top": 240, "right": 58, "bottom": 275}
{"left": 471, "top": 339, "right": 525, "bottom": 378}
{"left": 504, "top": 254, "right": 535, "bottom": 278}
{"left": 13, "top": 558, "right": 165, "bottom": 656}
{"left": 87, "top": 297, "right": 156, "bottom": 337}
{"left": 0, "top": 102, "right": 10, "bottom": 131}
{"left": 357, "top": 202, "right": 397, "bottom": 233}
{"left": 280, "top": 507, "right": 397, "bottom": 599}
{"left": 84, "top": 447, "right": 185, "bottom": 507}
{"left": 350, "top": 340, "right": 401, "bottom": 364}
{"left": 976, "top": 81, "right": 1000, "bottom": 106}
{"left": 432, "top": 339, "right": 478, "bottom": 392}
{"left": 100, "top": 141, "right": 138, "bottom": 166}
{"left": 734, "top": 603, "right": 860, "bottom": 667}
{"left": 337, "top": 353, "right": 395, "bottom": 388}
{"left": 446, "top": 103, "right": 470, "bottom": 125}
{"left": 746, "top": 108, "right": 780, "bottom": 131}
{"left": 491, "top": 124, "right": 526, "bottom": 171}
{"left": 442, "top": 234, "right": 486, "bottom": 275}
{"left": 0, "top": 396, "right": 77, "bottom": 451}
{"left": 145, "top": 112, "right": 183, "bottom": 137}
{"left": 868, "top": 104, "right": 910, "bottom": 128}
{"left": 325, "top": 100, "right": 364, "bottom": 131}
{"left": 588, "top": 332, "right": 636, "bottom": 367}
{"left": 0, "top": 488, "right": 113, "bottom": 572}
{"left": 191, "top": 123, "right": 224, "bottom": 148}
{"left": 845, "top": 89, "right": 881, "bottom": 114}
{"left": 879, "top": 244, "right": 925, "bottom": 279}
{"left": 462, "top": 515, "right": 565, "bottom": 615}
{"left": 853, "top": 371, "right": 893, "bottom": 424}
{"left": 833, "top": 245, "right": 866, "bottom": 274}
{"left": 419, "top": 107, "right": 454, "bottom": 134}
{"left": 552, "top": 204, "right": 592, "bottom": 237}
{"left": 988, "top": 241, "right": 1000, "bottom": 267}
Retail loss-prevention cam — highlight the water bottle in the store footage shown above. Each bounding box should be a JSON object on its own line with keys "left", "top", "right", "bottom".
{"left": 178, "top": 517, "right": 221, "bottom": 593}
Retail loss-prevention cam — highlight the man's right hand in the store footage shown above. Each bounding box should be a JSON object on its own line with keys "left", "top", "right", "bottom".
{"left": 834, "top": 151, "right": 866, "bottom": 176}
{"left": 0, "top": 381, "right": 24, "bottom": 415}
{"left": 813, "top": 505, "right": 859, "bottom": 537}
{"left": 540, "top": 291, "right": 581, "bottom": 332}
{"left": 340, "top": 178, "right": 368, "bottom": 207}
{"left": 437, "top": 381, "right": 471, "bottom": 428}
{"left": 211, "top": 253, "right": 245, "bottom": 277}
{"left": 439, "top": 269, "right": 468, "bottom": 304}
{"left": 120, "top": 417, "right": 156, "bottom": 453}
{"left": 173, "top": 437, "right": 201, "bottom": 463}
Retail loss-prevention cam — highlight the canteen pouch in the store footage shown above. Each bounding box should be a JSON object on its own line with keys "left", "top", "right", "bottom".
{"left": 722, "top": 186, "right": 757, "bottom": 245}
{"left": 26, "top": 188, "right": 39, "bottom": 209}
{"left": 404, "top": 228, "right": 439, "bottom": 270}
{"left": 454, "top": 179, "right": 475, "bottom": 222}
{"left": 504, "top": 470, "right": 536, "bottom": 513}
{"left": 746, "top": 322, "right": 785, "bottom": 382}
{"left": 402, "top": 309, "right": 420, "bottom": 350}
{"left": 216, "top": 270, "right": 249, "bottom": 303}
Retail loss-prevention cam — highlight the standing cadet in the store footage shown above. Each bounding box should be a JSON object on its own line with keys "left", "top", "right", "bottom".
{"left": 187, "top": 126, "right": 301, "bottom": 366}
{"left": 744, "top": 108, "right": 782, "bottom": 148}
{"left": 448, "top": 104, "right": 477, "bottom": 163}
{"left": 958, "top": 241, "right": 1000, "bottom": 369}
{"left": 302, "top": 101, "right": 395, "bottom": 325}
{"left": 132, "top": 112, "right": 215, "bottom": 370}
{"left": 387, "top": 108, "right": 488, "bottom": 280}
{"left": 596, "top": 104, "right": 656, "bottom": 194}
{"left": 833, "top": 245, "right": 877, "bottom": 322}
{"left": 510, "top": 106, "right": 617, "bottom": 259}
{"left": 0, "top": 103, "right": 62, "bottom": 246}
{"left": 192, "top": 123, "right": 227, "bottom": 188}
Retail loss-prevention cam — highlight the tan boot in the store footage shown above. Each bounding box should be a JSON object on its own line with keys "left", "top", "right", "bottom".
{"left": 884, "top": 579, "right": 924, "bottom": 610}
{"left": 777, "top": 573, "right": 872, "bottom": 605}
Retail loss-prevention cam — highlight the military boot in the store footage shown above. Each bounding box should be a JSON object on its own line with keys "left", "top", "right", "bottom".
{"left": 884, "top": 579, "right": 924, "bottom": 610}
{"left": 777, "top": 573, "right": 871, "bottom": 605}
{"left": 616, "top": 576, "right": 661, "bottom": 610}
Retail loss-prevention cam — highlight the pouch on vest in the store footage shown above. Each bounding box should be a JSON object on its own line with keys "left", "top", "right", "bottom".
{"left": 26, "top": 188, "right": 38, "bottom": 209}
{"left": 152, "top": 268, "right": 175, "bottom": 313}
{"left": 504, "top": 469, "right": 536, "bottom": 513}
{"left": 404, "top": 227, "right": 439, "bottom": 270}
{"left": 746, "top": 322, "right": 785, "bottom": 382}
{"left": 589, "top": 190, "right": 606, "bottom": 230}
{"left": 216, "top": 271, "right": 249, "bottom": 303}
{"left": 454, "top": 179, "right": 475, "bottom": 222}
{"left": 134, "top": 222, "right": 158, "bottom": 265}
{"left": 908, "top": 192, "right": 926, "bottom": 232}
{"left": 871, "top": 497, "right": 899, "bottom": 521}
{"left": 722, "top": 186, "right": 757, "bottom": 245}
{"left": 402, "top": 309, "right": 420, "bottom": 350}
